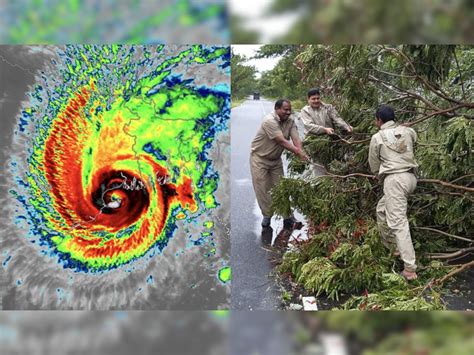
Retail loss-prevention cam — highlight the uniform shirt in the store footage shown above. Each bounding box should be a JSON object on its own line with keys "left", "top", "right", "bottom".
{"left": 300, "top": 102, "right": 350, "bottom": 135}
{"left": 369, "top": 121, "right": 418, "bottom": 176}
{"left": 251, "top": 111, "right": 298, "bottom": 162}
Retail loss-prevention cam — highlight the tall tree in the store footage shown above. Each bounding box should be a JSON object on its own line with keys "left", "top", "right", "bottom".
{"left": 231, "top": 51, "right": 258, "bottom": 100}
{"left": 255, "top": 45, "right": 306, "bottom": 102}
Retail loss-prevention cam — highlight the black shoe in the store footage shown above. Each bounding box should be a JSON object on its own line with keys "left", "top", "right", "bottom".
{"left": 261, "top": 217, "right": 271, "bottom": 228}
{"left": 261, "top": 226, "right": 273, "bottom": 245}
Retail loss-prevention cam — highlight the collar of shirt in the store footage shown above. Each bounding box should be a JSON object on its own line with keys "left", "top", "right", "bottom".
{"left": 380, "top": 121, "right": 397, "bottom": 130}
{"left": 272, "top": 111, "right": 282, "bottom": 122}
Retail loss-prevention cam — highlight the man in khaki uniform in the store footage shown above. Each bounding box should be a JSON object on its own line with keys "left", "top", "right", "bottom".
{"left": 250, "top": 99, "right": 309, "bottom": 228}
{"left": 300, "top": 88, "right": 353, "bottom": 137}
{"left": 369, "top": 105, "right": 419, "bottom": 280}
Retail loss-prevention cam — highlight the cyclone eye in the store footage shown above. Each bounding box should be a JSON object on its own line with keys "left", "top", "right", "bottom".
{"left": 90, "top": 170, "right": 150, "bottom": 217}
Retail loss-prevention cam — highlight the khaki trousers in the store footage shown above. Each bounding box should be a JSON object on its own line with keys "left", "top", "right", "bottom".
{"left": 250, "top": 155, "right": 288, "bottom": 218}
{"left": 376, "top": 172, "right": 417, "bottom": 272}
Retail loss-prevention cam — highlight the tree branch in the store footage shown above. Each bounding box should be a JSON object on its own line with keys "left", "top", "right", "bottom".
{"left": 368, "top": 74, "right": 444, "bottom": 113}
{"left": 450, "top": 174, "right": 474, "bottom": 184}
{"left": 418, "top": 179, "right": 474, "bottom": 193}
{"left": 370, "top": 67, "right": 416, "bottom": 79}
{"left": 331, "top": 133, "right": 371, "bottom": 145}
{"left": 327, "top": 173, "right": 377, "bottom": 179}
{"left": 413, "top": 227, "right": 472, "bottom": 243}
{"left": 427, "top": 246, "right": 474, "bottom": 258}
{"left": 434, "top": 260, "right": 474, "bottom": 285}
{"left": 453, "top": 49, "right": 467, "bottom": 101}
{"left": 307, "top": 161, "right": 376, "bottom": 180}
{"left": 386, "top": 95, "right": 411, "bottom": 104}
{"left": 305, "top": 166, "right": 474, "bottom": 193}
{"left": 386, "top": 47, "right": 472, "bottom": 107}
{"left": 404, "top": 104, "right": 468, "bottom": 126}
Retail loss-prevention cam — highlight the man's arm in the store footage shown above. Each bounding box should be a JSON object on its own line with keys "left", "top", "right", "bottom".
{"left": 368, "top": 135, "right": 381, "bottom": 174}
{"left": 274, "top": 133, "right": 309, "bottom": 161}
{"left": 300, "top": 109, "right": 327, "bottom": 135}
{"left": 261, "top": 117, "right": 308, "bottom": 160}
{"left": 327, "top": 105, "right": 353, "bottom": 132}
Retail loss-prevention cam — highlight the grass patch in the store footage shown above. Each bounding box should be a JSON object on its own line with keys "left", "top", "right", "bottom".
{"left": 231, "top": 98, "right": 244, "bottom": 108}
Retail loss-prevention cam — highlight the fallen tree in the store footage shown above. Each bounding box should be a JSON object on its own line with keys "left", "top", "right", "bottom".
{"left": 272, "top": 45, "right": 473, "bottom": 310}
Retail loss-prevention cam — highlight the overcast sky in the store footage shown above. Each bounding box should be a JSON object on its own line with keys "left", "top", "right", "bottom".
{"left": 232, "top": 45, "right": 281, "bottom": 77}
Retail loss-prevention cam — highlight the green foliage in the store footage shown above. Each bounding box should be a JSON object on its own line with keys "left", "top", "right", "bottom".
{"left": 256, "top": 45, "right": 307, "bottom": 100}
{"left": 278, "top": 250, "right": 308, "bottom": 278}
{"left": 272, "top": 45, "right": 473, "bottom": 310}
{"left": 254, "top": 44, "right": 299, "bottom": 58}
{"left": 281, "top": 222, "right": 397, "bottom": 301}
{"left": 342, "top": 288, "right": 444, "bottom": 311}
{"left": 230, "top": 52, "right": 258, "bottom": 100}
{"left": 281, "top": 290, "right": 292, "bottom": 302}
{"left": 402, "top": 45, "right": 455, "bottom": 83}
{"left": 272, "top": 176, "right": 375, "bottom": 227}
{"left": 297, "top": 257, "right": 341, "bottom": 300}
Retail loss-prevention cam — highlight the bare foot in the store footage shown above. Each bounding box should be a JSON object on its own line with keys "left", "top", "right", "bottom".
{"left": 401, "top": 269, "right": 418, "bottom": 281}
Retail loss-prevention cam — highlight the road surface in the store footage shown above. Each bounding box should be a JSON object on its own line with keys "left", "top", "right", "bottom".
{"left": 231, "top": 98, "right": 280, "bottom": 310}
{"left": 230, "top": 98, "right": 310, "bottom": 310}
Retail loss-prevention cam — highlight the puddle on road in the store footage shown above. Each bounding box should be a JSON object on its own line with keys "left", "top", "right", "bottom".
{"left": 252, "top": 200, "right": 310, "bottom": 247}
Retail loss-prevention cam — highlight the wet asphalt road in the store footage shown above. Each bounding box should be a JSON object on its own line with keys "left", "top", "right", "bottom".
{"left": 230, "top": 98, "right": 281, "bottom": 310}
{"left": 230, "top": 98, "right": 312, "bottom": 310}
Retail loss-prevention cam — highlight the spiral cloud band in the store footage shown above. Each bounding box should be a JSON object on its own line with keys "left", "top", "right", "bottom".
{"left": 1, "top": 45, "right": 230, "bottom": 309}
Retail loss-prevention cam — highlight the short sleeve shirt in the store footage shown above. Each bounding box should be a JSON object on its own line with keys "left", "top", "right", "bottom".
{"left": 251, "top": 111, "right": 298, "bottom": 162}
